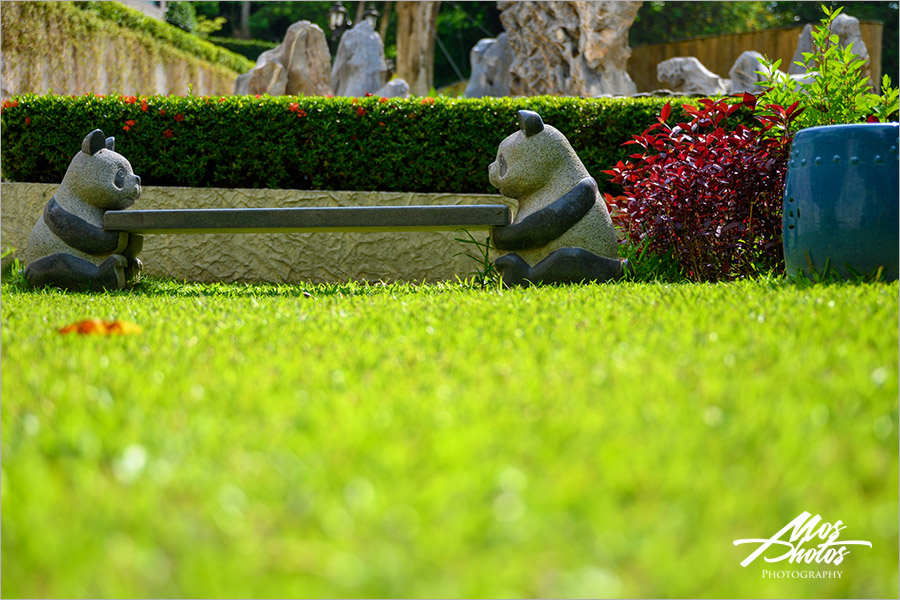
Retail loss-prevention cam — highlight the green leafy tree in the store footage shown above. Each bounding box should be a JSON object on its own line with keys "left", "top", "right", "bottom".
{"left": 629, "top": 1, "right": 782, "bottom": 46}
{"left": 165, "top": 1, "right": 199, "bottom": 34}
{"left": 246, "top": 1, "right": 334, "bottom": 42}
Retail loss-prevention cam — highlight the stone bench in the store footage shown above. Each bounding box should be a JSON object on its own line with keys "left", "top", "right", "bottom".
{"left": 19, "top": 112, "right": 627, "bottom": 290}
{"left": 3, "top": 184, "right": 514, "bottom": 284}
{"left": 103, "top": 205, "right": 510, "bottom": 234}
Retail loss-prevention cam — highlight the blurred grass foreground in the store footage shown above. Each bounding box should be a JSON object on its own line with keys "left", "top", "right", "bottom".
{"left": 1, "top": 278, "right": 897, "bottom": 598}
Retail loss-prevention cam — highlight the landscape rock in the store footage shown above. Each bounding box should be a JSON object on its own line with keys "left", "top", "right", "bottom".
{"left": 281, "top": 21, "right": 334, "bottom": 96}
{"left": 499, "top": 1, "right": 641, "bottom": 97}
{"left": 235, "top": 20, "right": 332, "bottom": 96}
{"left": 728, "top": 50, "right": 769, "bottom": 95}
{"left": 464, "top": 33, "right": 514, "bottom": 98}
{"left": 657, "top": 56, "right": 728, "bottom": 96}
{"left": 375, "top": 78, "right": 411, "bottom": 98}
{"left": 831, "top": 14, "right": 869, "bottom": 69}
{"left": 331, "top": 20, "right": 389, "bottom": 97}
{"left": 788, "top": 24, "right": 815, "bottom": 75}
{"left": 233, "top": 72, "right": 250, "bottom": 95}
{"left": 248, "top": 60, "right": 287, "bottom": 96}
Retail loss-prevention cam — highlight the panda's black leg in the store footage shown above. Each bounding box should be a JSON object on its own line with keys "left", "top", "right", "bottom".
{"left": 527, "top": 247, "right": 627, "bottom": 285}
{"left": 494, "top": 252, "right": 532, "bottom": 287}
{"left": 123, "top": 233, "right": 143, "bottom": 258}
{"left": 97, "top": 255, "right": 128, "bottom": 289}
{"left": 125, "top": 257, "right": 143, "bottom": 282}
{"left": 25, "top": 253, "right": 125, "bottom": 291}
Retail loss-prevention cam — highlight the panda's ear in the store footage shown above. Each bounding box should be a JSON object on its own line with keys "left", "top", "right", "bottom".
{"left": 81, "top": 129, "right": 107, "bottom": 156}
{"left": 105, "top": 136, "right": 115, "bottom": 152}
{"left": 518, "top": 110, "right": 544, "bottom": 137}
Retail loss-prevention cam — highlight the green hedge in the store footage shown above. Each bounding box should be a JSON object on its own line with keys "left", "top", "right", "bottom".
{"left": 207, "top": 37, "right": 278, "bottom": 63}
{"left": 0, "top": 94, "right": 705, "bottom": 194}
{"left": 72, "top": 1, "right": 254, "bottom": 74}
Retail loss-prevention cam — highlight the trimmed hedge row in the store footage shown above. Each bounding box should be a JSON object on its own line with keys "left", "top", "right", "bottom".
{"left": 1, "top": 94, "right": 706, "bottom": 194}
{"left": 72, "top": 1, "right": 254, "bottom": 74}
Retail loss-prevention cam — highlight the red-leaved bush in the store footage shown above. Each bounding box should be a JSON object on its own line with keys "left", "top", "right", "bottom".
{"left": 603, "top": 96, "right": 803, "bottom": 281}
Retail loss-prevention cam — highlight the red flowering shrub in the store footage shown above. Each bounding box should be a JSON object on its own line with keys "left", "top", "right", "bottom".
{"left": 603, "top": 97, "right": 802, "bottom": 281}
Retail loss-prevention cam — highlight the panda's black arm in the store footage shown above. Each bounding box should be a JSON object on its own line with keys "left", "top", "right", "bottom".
{"left": 43, "top": 197, "right": 124, "bottom": 256}
{"left": 492, "top": 177, "right": 597, "bottom": 251}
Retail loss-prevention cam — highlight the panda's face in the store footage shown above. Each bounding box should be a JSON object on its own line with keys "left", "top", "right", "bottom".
{"left": 489, "top": 131, "right": 551, "bottom": 200}
{"left": 68, "top": 149, "right": 141, "bottom": 210}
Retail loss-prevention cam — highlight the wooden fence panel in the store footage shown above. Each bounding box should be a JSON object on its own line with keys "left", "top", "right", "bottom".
{"left": 628, "top": 22, "right": 883, "bottom": 93}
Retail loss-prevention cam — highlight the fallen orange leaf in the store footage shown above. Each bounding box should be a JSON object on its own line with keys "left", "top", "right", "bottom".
{"left": 58, "top": 319, "right": 143, "bottom": 335}
{"left": 106, "top": 320, "right": 143, "bottom": 335}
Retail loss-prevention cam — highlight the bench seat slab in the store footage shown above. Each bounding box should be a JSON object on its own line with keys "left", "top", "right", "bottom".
{"left": 104, "top": 205, "right": 511, "bottom": 234}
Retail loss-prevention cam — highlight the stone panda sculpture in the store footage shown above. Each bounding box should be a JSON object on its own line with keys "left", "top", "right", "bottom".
{"left": 489, "top": 110, "right": 628, "bottom": 286}
{"left": 24, "top": 129, "right": 143, "bottom": 291}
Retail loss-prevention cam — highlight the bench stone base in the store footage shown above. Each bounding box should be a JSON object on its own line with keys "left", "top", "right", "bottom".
{"left": 2, "top": 184, "right": 513, "bottom": 284}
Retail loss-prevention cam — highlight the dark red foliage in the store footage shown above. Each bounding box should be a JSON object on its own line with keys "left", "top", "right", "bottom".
{"left": 603, "top": 97, "right": 803, "bottom": 281}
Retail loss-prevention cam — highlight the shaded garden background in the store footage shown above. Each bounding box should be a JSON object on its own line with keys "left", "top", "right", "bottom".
{"left": 174, "top": 1, "right": 898, "bottom": 90}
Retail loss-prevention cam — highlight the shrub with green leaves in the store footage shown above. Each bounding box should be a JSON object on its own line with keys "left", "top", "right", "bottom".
{"left": 755, "top": 5, "right": 899, "bottom": 130}
{"left": 0, "top": 94, "right": 686, "bottom": 194}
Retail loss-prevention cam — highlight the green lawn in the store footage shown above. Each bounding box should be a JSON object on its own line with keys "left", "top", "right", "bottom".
{"left": 2, "top": 277, "right": 897, "bottom": 598}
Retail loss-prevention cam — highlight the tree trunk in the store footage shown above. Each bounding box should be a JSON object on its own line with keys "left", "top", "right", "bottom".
{"left": 395, "top": 1, "right": 441, "bottom": 96}
{"left": 238, "top": 1, "right": 251, "bottom": 40}
{"left": 379, "top": 1, "right": 393, "bottom": 43}
{"left": 354, "top": 1, "right": 367, "bottom": 27}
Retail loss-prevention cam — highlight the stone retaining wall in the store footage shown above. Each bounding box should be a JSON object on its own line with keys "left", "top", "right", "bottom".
{"left": 0, "top": 2, "right": 241, "bottom": 99}
{"left": 1, "top": 183, "right": 513, "bottom": 284}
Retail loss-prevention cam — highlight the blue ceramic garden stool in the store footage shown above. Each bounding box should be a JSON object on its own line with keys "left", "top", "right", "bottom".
{"left": 783, "top": 123, "right": 899, "bottom": 280}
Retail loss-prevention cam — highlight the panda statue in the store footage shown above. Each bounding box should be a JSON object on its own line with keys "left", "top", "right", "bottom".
{"left": 23, "top": 129, "right": 143, "bottom": 291}
{"left": 489, "top": 110, "right": 628, "bottom": 286}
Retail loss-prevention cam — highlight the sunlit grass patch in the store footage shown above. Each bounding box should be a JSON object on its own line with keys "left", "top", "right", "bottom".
{"left": 2, "top": 278, "right": 897, "bottom": 598}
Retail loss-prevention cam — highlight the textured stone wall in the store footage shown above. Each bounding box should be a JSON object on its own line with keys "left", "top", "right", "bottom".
{"left": 1, "top": 184, "right": 513, "bottom": 284}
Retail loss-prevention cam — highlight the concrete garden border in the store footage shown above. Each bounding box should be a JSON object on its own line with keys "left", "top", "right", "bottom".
{"left": 2, "top": 183, "right": 513, "bottom": 284}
